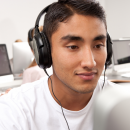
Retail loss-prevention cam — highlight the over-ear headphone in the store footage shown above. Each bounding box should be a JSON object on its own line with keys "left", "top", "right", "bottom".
{"left": 106, "top": 32, "right": 113, "bottom": 67}
{"left": 32, "top": 5, "right": 52, "bottom": 69}
{"left": 28, "top": 27, "right": 34, "bottom": 50}
{"left": 32, "top": 5, "right": 113, "bottom": 69}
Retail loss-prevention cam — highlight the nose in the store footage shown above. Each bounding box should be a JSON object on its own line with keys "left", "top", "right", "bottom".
{"left": 80, "top": 47, "right": 96, "bottom": 69}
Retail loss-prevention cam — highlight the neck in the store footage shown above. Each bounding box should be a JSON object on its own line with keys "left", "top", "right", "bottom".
{"left": 48, "top": 75, "right": 93, "bottom": 111}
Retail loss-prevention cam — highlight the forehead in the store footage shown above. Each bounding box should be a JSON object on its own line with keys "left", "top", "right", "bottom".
{"left": 51, "top": 14, "right": 106, "bottom": 42}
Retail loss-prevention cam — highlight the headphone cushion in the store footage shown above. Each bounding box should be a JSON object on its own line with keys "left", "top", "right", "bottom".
{"left": 33, "top": 32, "right": 43, "bottom": 66}
{"left": 41, "top": 33, "right": 52, "bottom": 68}
{"left": 106, "top": 33, "right": 113, "bottom": 65}
{"left": 32, "top": 31, "right": 52, "bottom": 69}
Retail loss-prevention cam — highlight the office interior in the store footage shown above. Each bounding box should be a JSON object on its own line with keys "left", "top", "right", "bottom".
{"left": 0, "top": 0, "right": 130, "bottom": 129}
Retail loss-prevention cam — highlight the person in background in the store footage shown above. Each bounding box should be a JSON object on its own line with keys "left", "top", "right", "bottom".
{"left": 0, "top": 27, "right": 46, "bottom": 96}
{"left": 22, "top": 26, "right": 46, "bottom": 84}
{"left": 0, "top": 39, "right": 23, "bottom": 96}
{"left": 15, "top": 39, "right": 23, "bottom": 42}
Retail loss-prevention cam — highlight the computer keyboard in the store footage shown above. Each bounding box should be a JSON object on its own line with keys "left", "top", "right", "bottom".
{"left": 118, "top": 68, "right": 130, "bottom": 72}
{"left": 121, "top": 73, "right": 130, "bottom": 78}
{"left": 0, "top": 75, "right": 14, "bottom": 85}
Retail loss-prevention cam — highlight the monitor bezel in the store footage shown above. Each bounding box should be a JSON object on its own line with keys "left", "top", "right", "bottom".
{"left": 0, "top": 44, "right": 12, "bottom": 76}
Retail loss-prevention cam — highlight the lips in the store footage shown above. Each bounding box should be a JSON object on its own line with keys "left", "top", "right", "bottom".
{"left": 76, "top": 72, "right": 97, "bottom": 80}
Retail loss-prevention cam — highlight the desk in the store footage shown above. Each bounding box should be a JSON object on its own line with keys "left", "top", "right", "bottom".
{"left": 117, "top": 82, "right": 130, "bottom": 87}
{"left": 0, "top": 79, "right": 22, "bottom": 92}
{"left": 104, "top": 63, "right": 130, "bottom": 83}
{"left": 107, "top": 75, "right": 130, "bottom": 83}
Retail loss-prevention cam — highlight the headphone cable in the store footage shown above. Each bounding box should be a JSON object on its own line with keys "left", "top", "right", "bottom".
{"left": 44, "top": 64, "right": 106, "bottom": 129}
{"left": 102, "top": 64, "right": 107, "bottom": 89}
{"left": 44, "top": 69, "right": 70, "bottom": 130}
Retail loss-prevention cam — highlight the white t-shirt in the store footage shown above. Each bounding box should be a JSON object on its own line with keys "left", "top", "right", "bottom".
{"left": 0, "top": 76, "right": 118, "bottom": 130}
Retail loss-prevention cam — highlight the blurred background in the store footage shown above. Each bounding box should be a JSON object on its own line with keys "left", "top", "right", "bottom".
{"left": 0, "top": 0, "right": 130, "bottom": 59}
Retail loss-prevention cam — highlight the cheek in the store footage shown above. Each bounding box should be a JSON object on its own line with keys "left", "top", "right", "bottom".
{"left": 51, "top": 47, "right": 73, "bottom": 71}
{"left": 94, "top": 49, "right": 107, "bottom": 69}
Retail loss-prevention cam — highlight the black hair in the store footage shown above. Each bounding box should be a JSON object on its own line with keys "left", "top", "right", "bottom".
{"left": 44, "top": 0, "right": 107, "bottom": 43}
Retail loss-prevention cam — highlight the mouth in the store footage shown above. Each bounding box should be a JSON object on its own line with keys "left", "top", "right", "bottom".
{"left": 76, "top": 72, "right": 97, "bottom": 81}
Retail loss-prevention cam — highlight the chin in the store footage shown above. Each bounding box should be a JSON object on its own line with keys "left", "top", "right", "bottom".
{"left": 70, "top": 84, "right": 97, "bottom": 94}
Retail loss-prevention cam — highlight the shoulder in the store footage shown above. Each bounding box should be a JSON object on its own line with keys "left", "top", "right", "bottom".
{"left": 25, "top": 66, "right": 45, "bottom": 75}
{"left": 23, "top": 65, "right": 43, "bottom": 74}
{"left": 2, "top": 76, "right": 48, "bottom": 100}
{"left": 22, "top": 66, "right": 46, "bottom": 83}
{"left": 0, "top": 76, "right": 49, "bottom": 129}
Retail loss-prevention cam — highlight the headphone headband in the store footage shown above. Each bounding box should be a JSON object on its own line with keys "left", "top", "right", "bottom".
{"left": 35, "top": 5, "right": 51, "bottom": 29}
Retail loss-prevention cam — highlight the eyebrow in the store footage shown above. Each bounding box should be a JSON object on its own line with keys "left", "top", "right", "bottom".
{"left": 93, "top": 35, "right": 106, "bottom": 41}
{"left": 61, "top": 34, "right": 106, "bottom": 43}
{"left": 61, "top": 35, "right": 84, "bottom": 42}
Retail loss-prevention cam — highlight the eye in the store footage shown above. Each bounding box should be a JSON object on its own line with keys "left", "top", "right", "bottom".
{"left": 67, "top": 45, "right": 78, "bottom": 50}
{"left": 94, "top": 44, "right": 104, "bottom": 49}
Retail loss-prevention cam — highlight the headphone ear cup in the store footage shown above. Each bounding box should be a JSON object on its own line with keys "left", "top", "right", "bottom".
{"left": 41, "top": 33, "right": 52, "bottom": 68}
{"left": 32, "top": 31, "right": 52, "bottom": 69}
{"left": 106, "top": 33, "right": 113, "bottom": 66}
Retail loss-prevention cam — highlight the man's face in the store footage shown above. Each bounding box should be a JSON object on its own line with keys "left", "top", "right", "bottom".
{"left": 51, "top": 14, "right": 107, "bottom": 94}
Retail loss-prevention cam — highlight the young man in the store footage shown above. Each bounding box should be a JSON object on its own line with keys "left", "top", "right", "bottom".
{"left": 0, "top": 0, "right": 118, "bottom": 130}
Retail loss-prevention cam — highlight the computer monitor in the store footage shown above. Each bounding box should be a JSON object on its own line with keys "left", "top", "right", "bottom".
{"left": 0, "top": 44, "right": 12, "bottom": 76}
{"left": 106, "top": 39, "right": 130, "bottom": 76}
{"left": 13, "top": 42, "right": 33, "bottom": 74}
{"left": 112, "top": 39, "right": 130, "bottom": 65}
{"left": 93, "top": 86, "right": 130, "bottom": 130}
{"left": 0, "top": 44, "right": 14, "bottom": 83}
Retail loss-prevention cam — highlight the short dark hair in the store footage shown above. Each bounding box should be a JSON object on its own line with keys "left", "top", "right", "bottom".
{"left": 44, "top": 0, "right": 107, "bottom": 43}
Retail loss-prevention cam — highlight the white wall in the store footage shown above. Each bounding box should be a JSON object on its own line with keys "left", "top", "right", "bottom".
{"left": 97, "top": 0, "right": 106, "bottom": 9}
{"left": 4, "top": 0, "right": 129, "bottom": 59}
{"left": 0, "top": 0, "right": 106, "bottom": 59}
{"left": 106, "top": 0, "right": 130, "bottom": 39}
{"left": 0, "top": 0, "right": 56, "bottom": 59}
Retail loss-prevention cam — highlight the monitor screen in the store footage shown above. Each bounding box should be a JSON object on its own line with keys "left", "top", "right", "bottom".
{"left": 112, "top": 40, "right": 130, "bottom": 65}
{"left": 13, "top": 42, "right": 33, "bottom": 74}
{"left": 93, "top": 86, "right": 130, "bottom": 130}
{"left": 0, "top": 44, "right": 12, "bottom": 76}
